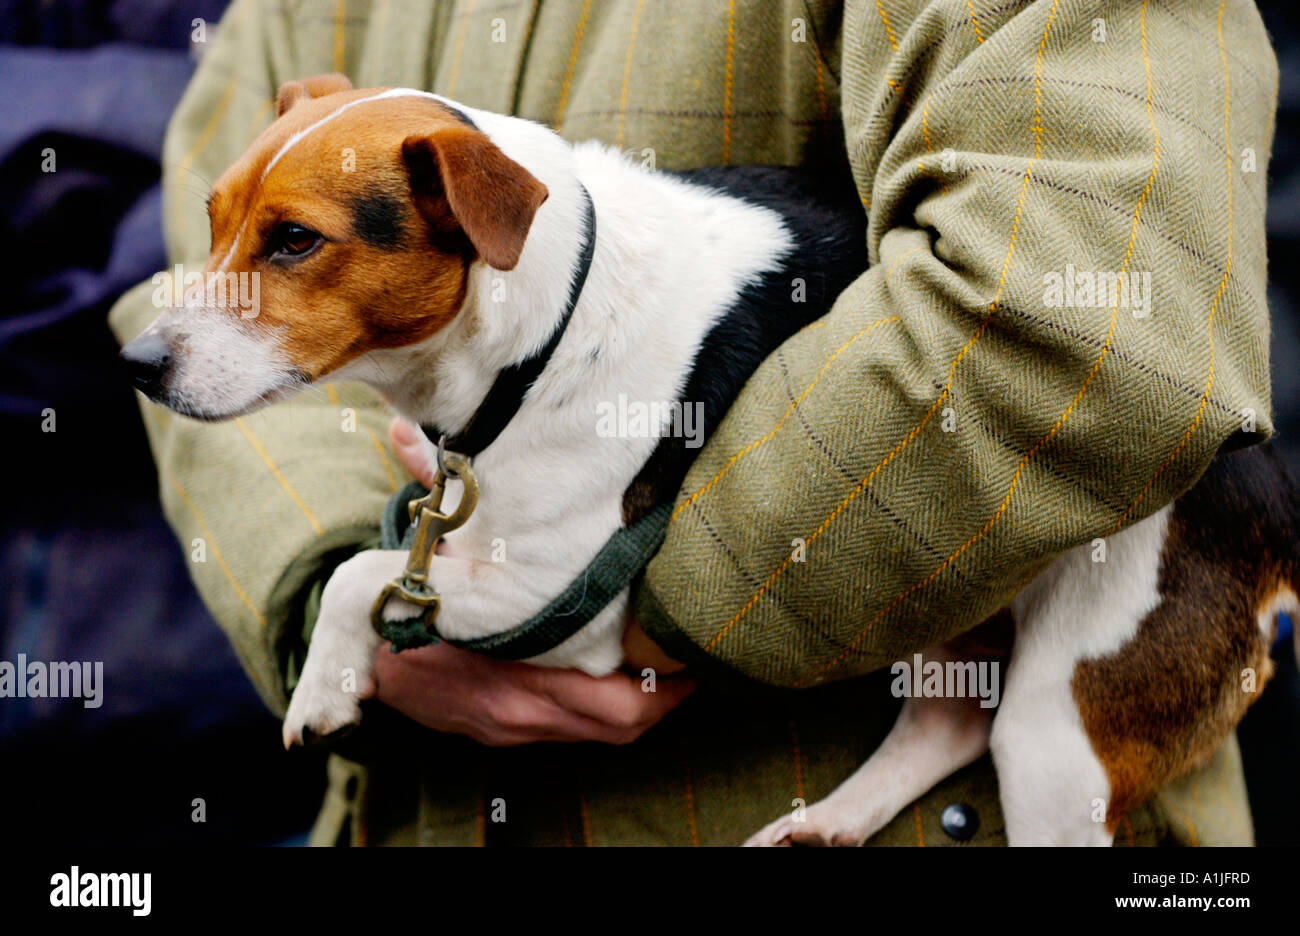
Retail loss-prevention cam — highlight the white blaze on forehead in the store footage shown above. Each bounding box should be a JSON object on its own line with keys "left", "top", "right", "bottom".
{"left": 216, "top": 231, "right": 241, "bottom": 273}
{"left": 260, "top": 88, "right": 455, "bottom": 183}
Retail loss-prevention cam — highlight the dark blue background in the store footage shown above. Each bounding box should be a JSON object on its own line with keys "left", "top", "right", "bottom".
{"left": 0, "top": 0, "right": 324, "bottom": 846}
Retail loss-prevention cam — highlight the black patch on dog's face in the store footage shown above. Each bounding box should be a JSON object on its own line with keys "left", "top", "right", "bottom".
{"left": 350, "top": 192, "right": 405, "bottom": 248}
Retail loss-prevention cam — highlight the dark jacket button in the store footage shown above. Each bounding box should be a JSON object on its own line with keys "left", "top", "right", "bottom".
{"left": 940, "top": 803, "right": 978, "bottom": 841}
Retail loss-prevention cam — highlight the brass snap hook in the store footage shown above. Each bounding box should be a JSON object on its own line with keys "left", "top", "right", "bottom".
{"left": 371, "top": 443, "right": 480, "bottom": 638}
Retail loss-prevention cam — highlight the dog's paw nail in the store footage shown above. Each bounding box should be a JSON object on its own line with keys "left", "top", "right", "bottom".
{"left": 744, "top": 820, "right": 794, "bottom": 847}
{"left": 303, "top": 722, "right": 358, "bottom": 747}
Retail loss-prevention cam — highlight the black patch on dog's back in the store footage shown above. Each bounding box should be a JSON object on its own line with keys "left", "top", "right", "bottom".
{"left": 350, "top": 192, "right": 405, "bottom": 248}
{"left": 621, "top": 166, "right": 868, "bottom": 523}
{"left": 1172, "top": 442, "right": 1300, "bottom": 577}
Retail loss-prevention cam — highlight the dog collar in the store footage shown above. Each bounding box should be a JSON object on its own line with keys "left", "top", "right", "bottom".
{"left": 421, "top": 182, "right": 597, "bottom": 460}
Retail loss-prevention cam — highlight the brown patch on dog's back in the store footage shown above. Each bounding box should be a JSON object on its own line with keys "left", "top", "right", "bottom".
{"left": 1072, "top": 444, "right": 1298, "bottom": 829}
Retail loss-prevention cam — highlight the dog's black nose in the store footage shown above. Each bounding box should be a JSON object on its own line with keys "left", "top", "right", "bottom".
{"left": 119, "top": 333, "right": 172, "bottom": 397}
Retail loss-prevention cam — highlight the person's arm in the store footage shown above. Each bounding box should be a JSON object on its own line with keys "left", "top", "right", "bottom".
{"left": 636, "top": 0, "right": 1278, "bottom": 686}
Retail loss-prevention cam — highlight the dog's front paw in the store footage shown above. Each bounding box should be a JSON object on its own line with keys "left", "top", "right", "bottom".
{"left": 743, "top": 800, "right": 871, "bottom": 847}
{"left": 280, "top": 550, "right": 401, "bottom": 748}
{"left": 282, "top": 674, "right": 370, "bottom": 749}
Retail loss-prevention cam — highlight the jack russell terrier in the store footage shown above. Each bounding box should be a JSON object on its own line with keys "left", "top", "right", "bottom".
{"left": 122, "top": 74, "right": 1299, "bottom": 846}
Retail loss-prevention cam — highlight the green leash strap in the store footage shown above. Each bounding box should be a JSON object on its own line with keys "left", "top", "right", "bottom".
{"left": 378, "top": 480, "right": 671, "bottom": 659}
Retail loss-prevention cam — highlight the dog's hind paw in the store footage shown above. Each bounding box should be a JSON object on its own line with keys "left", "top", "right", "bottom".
{"left": 743, "top": 803, "right": 871, "bottom": 847}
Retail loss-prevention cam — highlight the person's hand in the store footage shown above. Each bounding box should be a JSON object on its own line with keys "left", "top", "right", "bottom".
{"left": 377, "top": 418, "right": 693, "bottom": 745}
{"left": 372, "top": 641, "right": 694, "bottom": 745}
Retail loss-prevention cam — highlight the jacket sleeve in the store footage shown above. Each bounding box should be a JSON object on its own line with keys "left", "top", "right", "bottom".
{"left": 107, "top": 0, "right": 402, "bottom": 715}
{"left": 636, "top": 0, "right": 1277, "bottom": 686}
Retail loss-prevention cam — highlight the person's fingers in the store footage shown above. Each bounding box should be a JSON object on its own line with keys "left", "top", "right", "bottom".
{"left": 388, "top": 417, "right": 436, "bottom": 486}
{"left": 389, "top": 415, "right": 418, "bottom": 445}
{"left": 373, "top": 645, "right": 638, "bottom": 744}
{"left": 371, "top": 617, "right": 694, "bottom": 744}
{"left": 471, "top": 705, "right": 637, "bottom": 746}
{"left": 533, "top": 667, "right": 696, "bottom": 730}
{"left": 461, "top": 679, "right": 613, "bottom": 745}
{"left": 477, "top": 689, "right": 667, "bottom": 745}
{"left": 622, "top": 615, "right": 687, "bottom": 674}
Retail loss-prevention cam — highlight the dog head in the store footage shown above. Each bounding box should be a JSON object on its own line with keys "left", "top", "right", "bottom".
{"left": 121, "top": 74, "right": 549, "bottom": 420}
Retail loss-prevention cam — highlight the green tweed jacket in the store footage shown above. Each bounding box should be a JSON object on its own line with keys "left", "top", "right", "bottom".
{"left": 109, "top": 0, "right": 1275, "bottom": 845}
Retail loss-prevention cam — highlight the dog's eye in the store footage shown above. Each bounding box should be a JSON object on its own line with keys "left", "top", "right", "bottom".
{"left": 271, "top": 223, "right": 322, "bottom": 258}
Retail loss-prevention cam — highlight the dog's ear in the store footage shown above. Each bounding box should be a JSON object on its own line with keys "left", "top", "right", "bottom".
{"left": 401, "top": 127, "right": 549, "bottom": 271}
{"left": 276, "top": 74, "right": 354, "bottom": 117}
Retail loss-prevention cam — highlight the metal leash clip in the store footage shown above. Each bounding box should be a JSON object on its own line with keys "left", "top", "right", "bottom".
{"left": 370, "top": 438, "right": 479, "bottom": 638}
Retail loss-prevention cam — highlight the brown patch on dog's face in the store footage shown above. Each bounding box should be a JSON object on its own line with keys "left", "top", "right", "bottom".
{"left": 197, "top": 80, "right": 548, "bottom": 382}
